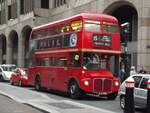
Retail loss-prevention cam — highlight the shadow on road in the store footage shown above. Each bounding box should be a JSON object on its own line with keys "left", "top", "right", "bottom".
{"left": 29, "top": 87, "right": 110, "bottom": 101}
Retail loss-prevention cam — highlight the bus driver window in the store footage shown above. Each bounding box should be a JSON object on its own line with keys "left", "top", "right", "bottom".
{"left": 83, "top": 52, "right": 100, "bottom": 70}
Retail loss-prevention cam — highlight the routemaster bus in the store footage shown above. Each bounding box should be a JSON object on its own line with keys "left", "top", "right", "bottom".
{"left": 28, "top": 12, "right": 121, "bottom": 99}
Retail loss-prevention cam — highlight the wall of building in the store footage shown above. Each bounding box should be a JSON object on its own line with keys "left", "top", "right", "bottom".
{"left": 0, "top": 0, "right": 34, "bottom": 66}
{"left": 0, "top": 0, "right": 150, "bottom": 73}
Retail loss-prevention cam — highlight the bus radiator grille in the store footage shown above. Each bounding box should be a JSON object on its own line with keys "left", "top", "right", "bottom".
{"left": 93, "top": 78, "right": 112, "bottom": 93}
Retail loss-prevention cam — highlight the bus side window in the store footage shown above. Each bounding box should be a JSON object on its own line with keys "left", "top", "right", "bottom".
{"left": 70, "top": 53, "right": 81, "bottom": 67}
{"left": 58, "top": 58, "right": 67, "bottom": 67}
{"left": 36, "top": 58, "right": 42, "bottom": 66}
{"left": 43, "top": 58, "right": 50, "bottom": 66}
{"left": 50, "top": 57, "right": 58, "bottom": 66}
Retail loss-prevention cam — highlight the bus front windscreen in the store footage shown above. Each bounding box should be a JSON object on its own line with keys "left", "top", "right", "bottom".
{"left": 83, "top": 52, "right": 108, "bottom": 70}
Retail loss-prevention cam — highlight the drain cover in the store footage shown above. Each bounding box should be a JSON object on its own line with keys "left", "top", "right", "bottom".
{"left": 47, "top": 102, "right": 83, "bottom": 109}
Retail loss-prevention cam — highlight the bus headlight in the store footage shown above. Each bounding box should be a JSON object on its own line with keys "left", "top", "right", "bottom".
{"left": 114, "top": 81, "right": 119, "bottom": 86}
{"left": 84, "top": 80, "right": 89, "bottom": 86}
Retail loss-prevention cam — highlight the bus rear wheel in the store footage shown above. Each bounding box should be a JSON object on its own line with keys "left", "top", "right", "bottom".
{"left": 35, "top": 76, "right": 41, "bottom": 91}
{"left": 68, "top": 81, "right": 81, "bottom": 99}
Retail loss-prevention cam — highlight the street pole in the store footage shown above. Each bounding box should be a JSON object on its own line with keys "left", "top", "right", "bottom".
{"left": 124, "top": 77, "right": 135, "bottom": 113}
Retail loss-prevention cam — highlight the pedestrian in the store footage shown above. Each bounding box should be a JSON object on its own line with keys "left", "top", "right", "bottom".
{"left": 139, "top": 66, "right": 146, "bottom": 74}
{"left": 130, "top": 66, "right": 136, "bottom": 76}
{"left": 119, "top": 67, "right": 126, "bottom": 83}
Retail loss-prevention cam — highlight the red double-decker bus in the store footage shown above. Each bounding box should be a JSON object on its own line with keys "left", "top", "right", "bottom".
{"left": 28, "top": 12, "right": 121, "bottom": 99}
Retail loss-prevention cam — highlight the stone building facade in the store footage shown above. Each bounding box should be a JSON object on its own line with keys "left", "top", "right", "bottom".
{"left": 0, "top": 0, "right": 149, "bottom": 73}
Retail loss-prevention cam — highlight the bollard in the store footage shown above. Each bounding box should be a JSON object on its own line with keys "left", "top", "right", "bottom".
{"left": 124, "top": 77, "right": 135, "bottom": 113}
{"left": 146, "top": 79, "right": 150, "bottom": 113}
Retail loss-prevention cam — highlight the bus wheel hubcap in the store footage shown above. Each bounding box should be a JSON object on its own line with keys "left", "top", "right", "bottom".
{"left": 70, "top": 85, "right": 76, "bottom": 94}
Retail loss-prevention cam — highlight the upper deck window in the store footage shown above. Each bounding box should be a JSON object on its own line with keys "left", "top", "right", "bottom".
{"left": 84, "top": 20, "right": 100, "bottom": 32}
{"left": 103, "top": 22, "right": 117, "bottom": 33}
{"left": 71, "top": 20, "right": 82, "bottom": 31}
{"left": 31, "top": 20, "right": 82, "bottom": 39}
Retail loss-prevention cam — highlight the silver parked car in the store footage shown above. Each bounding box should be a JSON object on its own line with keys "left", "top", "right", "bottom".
{"left": 119, "top": 74, "right": 150, "bottom": 109}
{"left": 0, "top": 64, "right": 16, "bottom": 81}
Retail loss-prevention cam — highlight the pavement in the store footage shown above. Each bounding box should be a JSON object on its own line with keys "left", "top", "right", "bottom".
{"left": 0, "top": 82, "right": 119, "bottom": 113}
{"left": 0, "top": 94, "right": 44, "bottom": 113}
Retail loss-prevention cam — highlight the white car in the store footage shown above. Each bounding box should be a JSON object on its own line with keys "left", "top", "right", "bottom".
{"left": 119, "top": 74, "right": 150, "bottom": 109}
{"left": 0, "top": 64, "right": 16, "bottom": 81}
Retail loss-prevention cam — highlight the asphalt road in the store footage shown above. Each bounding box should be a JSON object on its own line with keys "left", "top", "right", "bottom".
{"left": 29, "top": 87, "right": 146, "bottom": 113}
{"left": 42, "top": 90, "right": 122, "bottom": 112}
{"left": 0, "top": 94, "right": 45, "bottom": 113}
{"left": 0, "top": 82, "right": 146, "bottom": 113}
{"left": 27, "top": 87, "right": 146, "bottom": 113}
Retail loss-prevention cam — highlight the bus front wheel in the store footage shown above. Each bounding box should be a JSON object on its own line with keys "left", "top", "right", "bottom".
{"left": 68, "top": 81, "right": 81, "bottom": 99}
{"left": 35, "top": 76, "right": 41, "bottom": 91}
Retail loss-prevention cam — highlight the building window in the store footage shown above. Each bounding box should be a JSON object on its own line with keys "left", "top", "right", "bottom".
{"left": 41, "top": 0, "right": 49, "bottom": 9}
{"left": 0, "top": 10, "right": 5, "bottom": 24}
{"left": 8, "top": 5, "right": 11, "bottom": 20}
{"left": 0, "top": 11, "right": 1, "bottom": 24}
{"left": 54, "top": 0, "right": 66, "bottom": 8}
{"left": 8, "top": 2, "right": 17, "bottom": 20}
{"left": 0, "top": 0, "right": 6, "bottom": 24}
{"left": 20, "top": 0, "right": 33, "bottom": 15}
{"left": 0, "top": 0, "right": 4, "bottom": 3}
{"left": 20, "top": 0, "right": 24, "bottom": 14}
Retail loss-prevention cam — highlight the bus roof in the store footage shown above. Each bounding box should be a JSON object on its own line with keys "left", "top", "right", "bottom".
{"left": 33, "top": 12, "right": 118, "bottom": 31}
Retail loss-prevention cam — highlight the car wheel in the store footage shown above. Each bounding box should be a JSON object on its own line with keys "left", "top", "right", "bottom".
{"left": 68, "top": 80, "right": 81, "bottom": 99}
{"left": 120, "top": 95, "right": 125, "bottom": 109}
{"left": 18, "top": 80, "right": 22, "bottom": 87}
{"left": 0, "top": 75, "right": 4, "bottom": 82}
{"left": 35, "top": 76, "right": 41, "bottom": 91}
{"left": 107, "top": 92, "right": 118, "bottom": 100}
{"left": 10, "top": 79, "right": 14, "bottom": 85}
